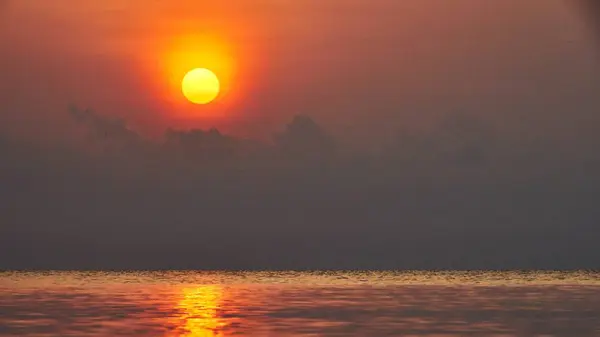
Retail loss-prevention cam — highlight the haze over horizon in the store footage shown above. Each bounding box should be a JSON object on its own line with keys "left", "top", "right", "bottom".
{"left": 1, "top": 0, "right": 599, "bottom": 270}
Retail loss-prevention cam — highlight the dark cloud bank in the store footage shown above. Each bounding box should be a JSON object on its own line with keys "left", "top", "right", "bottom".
{"left": 576, "top": 0, "right": 600, "bottom": 36}
{"left": 1, "top": 106, "right": 599, "bottom": 271}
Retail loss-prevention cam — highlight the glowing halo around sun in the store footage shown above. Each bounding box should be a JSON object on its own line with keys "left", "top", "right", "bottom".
{"left": 181, "top": 68, "right": 221, "bottom": 104}
{"left": 152, "top": 33, "right": 257, "bottom": 117}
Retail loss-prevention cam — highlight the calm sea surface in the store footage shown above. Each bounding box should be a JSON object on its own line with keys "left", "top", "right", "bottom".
{"left": 1, "top": 271, "right": 599, "bottom": 336}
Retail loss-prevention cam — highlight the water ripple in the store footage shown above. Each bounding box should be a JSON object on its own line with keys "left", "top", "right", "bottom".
{"left": 0, "top": 271, "right": 599, "bottom": 336}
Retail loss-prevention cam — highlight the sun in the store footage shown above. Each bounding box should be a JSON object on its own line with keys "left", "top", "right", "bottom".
{"left": 181, "top": 68, "right": 220, "bottom": 104}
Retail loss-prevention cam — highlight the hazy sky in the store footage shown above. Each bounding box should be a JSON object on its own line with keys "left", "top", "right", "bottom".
{"left": 1, "top": 0, "right": 598, "bottom": 143}
{"left": 1, "top": 1, "right": 599, "bottom": 269}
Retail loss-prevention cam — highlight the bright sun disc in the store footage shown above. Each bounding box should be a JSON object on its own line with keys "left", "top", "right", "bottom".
{"left": 181, "top": 68, "right": 220, "bottom": 104}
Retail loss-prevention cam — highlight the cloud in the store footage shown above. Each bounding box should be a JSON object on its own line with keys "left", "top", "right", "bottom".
{"left": 273, "top": 115, "right": 336, "bottom": 162}
{"left": 382, "top": 113, "right": 496, "bottom": 173}
{"left": 69, "top": 106, "right": 140, "bottom": 143}
{"left": 164, "top": 127, "right": 241, "bottom": 161}
{"left": 575, "top": 0, "right": 600, "bottom": 37}
{"left": 1, "top": 107, "right": 599, "bottom": 270}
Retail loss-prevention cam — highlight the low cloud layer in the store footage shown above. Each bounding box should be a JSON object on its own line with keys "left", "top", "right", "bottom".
{"left": 1, "top": 108, "right": 598, "bottom": 270}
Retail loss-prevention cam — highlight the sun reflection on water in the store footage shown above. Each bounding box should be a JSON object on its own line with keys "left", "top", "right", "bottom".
{"left": 174, "top": 285, "right": 226, "bottom": 337}
{"left": 2, "top": 272, "right": 600, "bottom": 336}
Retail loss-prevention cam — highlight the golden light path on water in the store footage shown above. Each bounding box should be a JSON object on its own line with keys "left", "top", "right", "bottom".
{"left": 1, "top": 271, "right": 600, "bottom": 336}
{"left": 173, "top": 286, "right": 226, "bottom": 337}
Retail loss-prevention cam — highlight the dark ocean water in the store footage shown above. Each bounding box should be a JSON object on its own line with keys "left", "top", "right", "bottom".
{"left": 0, "top": 271, "right": 599, "bottom": 336}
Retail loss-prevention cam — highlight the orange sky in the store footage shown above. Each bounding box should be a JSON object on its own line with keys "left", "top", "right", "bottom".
{"left": 0, "top": 0, "right": 598, "bottom": 144}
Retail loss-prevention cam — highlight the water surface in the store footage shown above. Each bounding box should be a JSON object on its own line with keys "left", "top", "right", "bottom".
{"left": 1, "top": 271, "right": 599, "bottom": 336}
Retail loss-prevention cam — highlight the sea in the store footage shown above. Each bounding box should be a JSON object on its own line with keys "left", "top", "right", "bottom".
{"left": 0, "top": 271, "right": 599, "bottom": 336}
